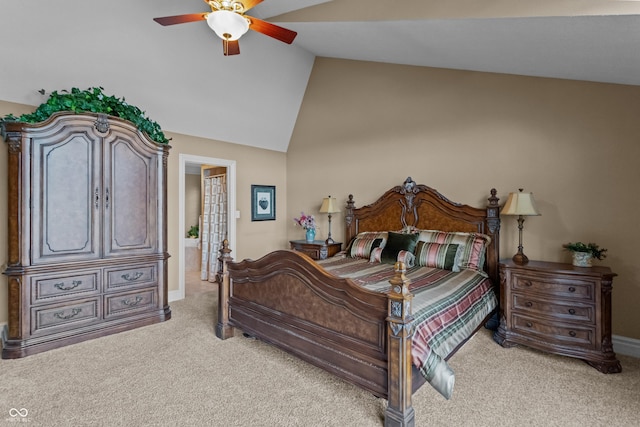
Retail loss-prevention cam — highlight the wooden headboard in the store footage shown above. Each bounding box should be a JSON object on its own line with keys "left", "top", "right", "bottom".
{"left": 344, "top": 177, "right": 501, "bottom": 284}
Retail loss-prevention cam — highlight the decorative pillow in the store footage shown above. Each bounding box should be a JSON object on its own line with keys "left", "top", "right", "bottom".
{"left": 396, "top": 250, "right": 415, "bottom": 268}
{"left": 414, "top": 242, "right": 462, "bottom": 271}
{"left": 369, "top": 247, "right": 383, "bottom": 263}
{"left": 347, "top": 232, "right": 387, "bottom": 259}
{"left": 380, "top": 231, "right": 420, "bottom": 264}
{"left": 370, "top": 247, "right": 415, "bottom": 268}
{"left": 417, "top": 230, "right": 491, "bottom": 272}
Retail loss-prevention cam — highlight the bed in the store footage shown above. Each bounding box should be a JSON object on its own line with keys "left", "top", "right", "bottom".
{"left": 215, "top": 177, "right": 501, "bottom": 427}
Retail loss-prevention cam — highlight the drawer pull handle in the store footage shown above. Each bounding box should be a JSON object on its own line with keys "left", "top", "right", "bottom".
{"left": 526, "top": 322, "right": 533, "bottom": 328}
{"left": 525, "top": 301, "right": 533, "bottom": 308}
{"left": 121, "top": 272, "right": 144, "bottom": 282}
{"left": 123, "top": 296, "right": 144, "bottom": 306}
{"left": 569, "top": 330, "right": 577, "bottom": 337}
{"left": 523, "top": 280, "right": 532, "bottom": 287}
{"left": 568, "top": 287, "right": 576, "bottom": 292}
{"left": 568, "top": 308, "right": 576, "bottom": 315}
{"left": 53, "top": 308, "right": 82, "bottom": 320}
{"left": 54, "top": 280, "right": 82, "bottom": 291}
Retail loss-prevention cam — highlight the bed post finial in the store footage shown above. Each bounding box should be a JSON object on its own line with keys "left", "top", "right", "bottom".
{"left": 216, "top": 239, "right": 235, "bottom": 340}
{"left": 345, "top": 194, "right": 356, "bottom": 241}
{"left": 386, "top": 262, "right": 415, "bottom": 427}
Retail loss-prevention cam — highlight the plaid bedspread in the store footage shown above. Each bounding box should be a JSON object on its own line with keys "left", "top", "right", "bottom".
{"left": 317, "top": 256, "right": 497, "bottom": 399}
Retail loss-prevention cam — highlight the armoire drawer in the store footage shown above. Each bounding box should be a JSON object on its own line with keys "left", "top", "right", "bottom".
{"left": 31, "top": 270, "right": 101, "bottom": 304}
{"left": 105, "top": 264, "right": 157, "bottom": 291}
{"left": 105, "top": 288, "right": 158, "bottom": 319}
{"left": 511, "top": 313, "right": 595, "bottom": 349}
{"left": 31, "top": 298, "right": 101, "bottom": 335}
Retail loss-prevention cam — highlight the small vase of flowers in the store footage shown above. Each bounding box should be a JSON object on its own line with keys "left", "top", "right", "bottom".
{"left": 563, "top": 242, "right": 607, "bottom": 267}
{"left": 294, "top": 212, "right": 317, "bottom": 242}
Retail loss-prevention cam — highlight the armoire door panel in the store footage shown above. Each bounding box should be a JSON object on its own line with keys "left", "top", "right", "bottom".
{"left": 31, "top": 131, "right": 101, "bottom": 264}
{"left": 103, "top": 133, "right": 158, "bottom": 256}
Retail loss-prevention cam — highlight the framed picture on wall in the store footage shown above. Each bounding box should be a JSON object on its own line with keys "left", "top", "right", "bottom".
{"left": 251, "top": 185, "right": 276, "bottom": 221}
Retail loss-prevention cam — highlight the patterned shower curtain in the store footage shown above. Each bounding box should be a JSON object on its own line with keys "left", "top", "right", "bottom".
{"left": 200, "top": 174, "right": 227, "bottom": 282}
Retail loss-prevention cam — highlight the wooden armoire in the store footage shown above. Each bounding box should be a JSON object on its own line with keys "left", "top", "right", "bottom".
{"left": 1, "top": 112, "right": 171, "bottom": 358}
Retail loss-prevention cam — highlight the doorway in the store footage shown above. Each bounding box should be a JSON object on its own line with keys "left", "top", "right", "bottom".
{"left": 173, "top": 154, "right": 237, "bottom": 301}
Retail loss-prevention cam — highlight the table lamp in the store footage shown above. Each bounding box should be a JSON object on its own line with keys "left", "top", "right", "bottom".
{"left": 319, "top": 196, "right": 340, "bottom": 244}
{"left": 501, "top": 188, "right": 541, "bottom": 265}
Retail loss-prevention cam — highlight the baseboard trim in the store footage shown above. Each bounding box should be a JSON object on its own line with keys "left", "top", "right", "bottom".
{"left": 613, "top": 334, "right": 640, "bottom": 358}
{"left": 168, "top": 289, "right": 183, "bottom": 303}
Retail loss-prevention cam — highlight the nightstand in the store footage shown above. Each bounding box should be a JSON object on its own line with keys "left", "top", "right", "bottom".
{"left": 289, "top": 240, "right": 342, "bottom": 260}
{"left": 494, "top": 260, "right": 621, "bottom": 373}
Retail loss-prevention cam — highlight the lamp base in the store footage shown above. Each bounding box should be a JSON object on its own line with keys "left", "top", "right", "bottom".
{"left": 512, "top": 251, "right": 529, "bottom": 265}
{"left": 325, "top": 237, "right": 335, "bottom": 244}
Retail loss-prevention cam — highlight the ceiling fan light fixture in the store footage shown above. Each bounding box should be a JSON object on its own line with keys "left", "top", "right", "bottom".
{"left": 207, "top": 10, "right": 249, "bottom": 41}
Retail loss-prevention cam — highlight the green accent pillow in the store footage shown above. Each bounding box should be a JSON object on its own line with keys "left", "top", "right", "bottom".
{"left": 380, "top": 231, "right": 419, "bottom": 264}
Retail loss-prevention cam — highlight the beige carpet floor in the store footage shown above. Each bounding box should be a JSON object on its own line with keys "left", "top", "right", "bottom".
{"left": 1, "top": 288, "right": 639, "bottom": 426}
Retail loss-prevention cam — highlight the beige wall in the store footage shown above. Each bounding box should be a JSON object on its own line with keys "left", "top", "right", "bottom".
{"left": 185, "top": 173, "right": 201, "bottom": 236}
{"left": 159, "top": 131, "right": 288, "bottom": 293}
{"left": 0, "top": 101, "right": 288, "bottom": 325}
{"left": 287, "top": 58, "right": 640, "bottom": 339}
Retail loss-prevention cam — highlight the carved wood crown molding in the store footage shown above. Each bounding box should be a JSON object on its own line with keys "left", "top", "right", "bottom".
{"left": 94, "top": 114, "right": 110, "bottom": 134}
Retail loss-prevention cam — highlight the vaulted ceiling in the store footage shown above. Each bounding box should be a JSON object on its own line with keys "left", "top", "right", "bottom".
{"left": 1, "top": 1, "right": 638, "bottom": 152}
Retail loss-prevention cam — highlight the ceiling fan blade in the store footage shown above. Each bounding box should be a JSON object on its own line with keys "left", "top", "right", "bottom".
{"left": 223, "top": 40, "right": 241, "bottom": 56}
{"left": 153, "top": 13, "right": 207, "bottom": 26}
{"left": 248, "top": 17, "right": 297, "bottom": 44}
{"left": 242, "top": 0, "right": 264, "bottom": 12}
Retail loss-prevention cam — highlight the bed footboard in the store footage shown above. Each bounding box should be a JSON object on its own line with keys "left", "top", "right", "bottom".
{"left": 216, "top": 241, "right": 416, "bottom": 427}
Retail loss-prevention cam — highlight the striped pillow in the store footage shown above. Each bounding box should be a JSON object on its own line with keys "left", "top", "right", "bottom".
{"left": 416, "top": 230, "right": 491, "bottom": 272}
{"left": 414, "top": 242, "right": 461, "bottom": 271}
{"left": 396, "top": 250, "right": 416, "bottom": 268}
{"left": 347, "top": 232, "right": 387, "bottom": 259}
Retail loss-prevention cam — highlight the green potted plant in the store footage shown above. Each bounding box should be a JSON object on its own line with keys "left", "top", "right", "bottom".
{"left": 187, "top": 225, "right": 199, "bottom": 239}
{"left": 563, "top": 242, "right": 607, "bottom": 267}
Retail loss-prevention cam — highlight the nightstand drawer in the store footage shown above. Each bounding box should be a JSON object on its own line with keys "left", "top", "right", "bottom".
{"left": 511, "top": 273, "right": 594, "bottom": 302}
{"left": 511, "top": 314, "right": 595, "bottom": 348}
{"left": 289, "top": 240, "right": 342, "bottom": 260}
{"left": 512, "top": 294, "right": 594, "bottom": 324}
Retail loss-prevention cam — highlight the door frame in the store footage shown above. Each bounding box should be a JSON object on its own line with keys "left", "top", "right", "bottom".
{"left": 172, "top": 153, "right": 237, "bottom": 301}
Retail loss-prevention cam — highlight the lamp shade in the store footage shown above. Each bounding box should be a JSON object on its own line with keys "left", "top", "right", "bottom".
{"left": 319, "top": 196, "right": 340, "bottom": 214}
{"left": 501, "top": 189, "right": 541, "bottom": 216}
{"left": 206, "top": 10, "right": 249, "bottom": 41}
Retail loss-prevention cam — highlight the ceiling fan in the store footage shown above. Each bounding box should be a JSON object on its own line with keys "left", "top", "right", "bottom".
{"left": 153, "top": 0, "right": 297, "bottom": 56}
